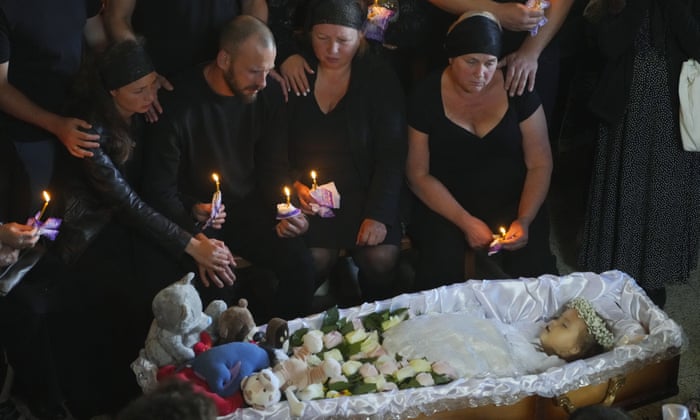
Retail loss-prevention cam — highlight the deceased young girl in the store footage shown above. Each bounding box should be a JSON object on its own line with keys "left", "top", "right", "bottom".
{"left": 382, "top": 298, "right": 615, "bottom": 379}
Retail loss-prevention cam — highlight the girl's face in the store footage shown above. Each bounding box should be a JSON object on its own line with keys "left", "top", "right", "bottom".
{"left": 539, "top": 308, "right": 589, "bottom": 360}
{"left": 111, "top": 72, "right": 158, "bottom": 119}
{"left": 447, "top": 53, "right": 498, "bottom": 93}
{"left": 311, "top": 23, "right": 361, "bottom": 70}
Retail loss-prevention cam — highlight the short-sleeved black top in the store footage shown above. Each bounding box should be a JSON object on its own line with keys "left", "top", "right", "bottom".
{"left": 132, "top": 0, "right": 239, "bottom": 78}
{"left": 408, "top": 70, "right": 540, "bottom": 226}
{"left": 0, "top": 0, "right": 101, "bottom": 141}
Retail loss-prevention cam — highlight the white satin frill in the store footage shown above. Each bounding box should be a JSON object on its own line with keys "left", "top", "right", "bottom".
{"left": 223, "top": 270, "right": 686, "bottom": 420}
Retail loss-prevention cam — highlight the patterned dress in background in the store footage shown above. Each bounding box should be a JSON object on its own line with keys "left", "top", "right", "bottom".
{"left": 579, "top": 15, "right": 700, "bottom": 290}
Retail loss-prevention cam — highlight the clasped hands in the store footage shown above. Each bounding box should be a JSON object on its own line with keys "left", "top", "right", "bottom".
{"left": 191, "top": 203, "right": 235, "bottom": 288}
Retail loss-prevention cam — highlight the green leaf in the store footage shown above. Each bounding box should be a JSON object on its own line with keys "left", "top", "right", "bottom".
{"left": 338, "top": 318, "right": 354, "bottom": 335}
{"left": 351, "top": 383, "right": 377, "bottom": 395}
{"left": 327, "top": 381, "right": 351, "bottom": 391}
{"left": 339, "top": 341, "right": 362, "bottom": 359}
{"left": 399, "top": 378, "right": 422, "bottom": 389}
{"left": 361, "top": 312, "right": 384, "bottom": 332}
{"left": 432, "top": 373, "right": 453, "bottom": 385}
{"left": 289, "top": 327, "right": 309, "bottom": 348}
{"left": 322, "top": 306, "right": 340, "bottom": 328}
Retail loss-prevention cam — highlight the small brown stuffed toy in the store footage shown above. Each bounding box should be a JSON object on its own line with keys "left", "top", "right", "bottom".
{"left": 217, "top": 298, "right": 257, "bottom": 344}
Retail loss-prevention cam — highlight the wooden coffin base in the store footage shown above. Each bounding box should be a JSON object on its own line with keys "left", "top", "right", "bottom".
{"left": 415, "top": 355, "right": 680, "bottom": 420}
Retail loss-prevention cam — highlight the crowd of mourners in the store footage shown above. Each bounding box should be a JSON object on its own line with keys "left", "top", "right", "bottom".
{"left": 1, "top": 0, "right": 698, "bottom": 418}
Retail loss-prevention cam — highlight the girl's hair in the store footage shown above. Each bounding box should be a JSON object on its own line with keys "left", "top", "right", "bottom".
{"left": 68, "top": 42, "right": 149, "bottom": 165}
{"left": 573, "top": 327, "right": 605, "bottom": 361}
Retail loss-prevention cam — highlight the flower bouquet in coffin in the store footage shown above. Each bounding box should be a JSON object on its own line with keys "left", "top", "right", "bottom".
{"left": 285, "top": 306, "right": 456, "bottom": 400}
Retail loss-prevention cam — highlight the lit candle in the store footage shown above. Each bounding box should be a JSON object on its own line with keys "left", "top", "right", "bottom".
{"left": 499, "top": 226, "right": 507, "bottom": 240}
{"left": 310, "top": 170, "right": 318, "bottom": 190}
{"left": 212, "top": 173, "right": 220, "bottom": 193}
{"left": 37, "top": 190, "right": 51, "bottom": 221}
{"left": 284, "top": 186, "right": 291, "bottom": 206}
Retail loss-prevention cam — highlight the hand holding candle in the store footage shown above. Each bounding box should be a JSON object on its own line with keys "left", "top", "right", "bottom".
{"left": 200, "top": 173, "right": 223, "bottom": 230}
{"left": 27, "top": 190, "right": 62, "bottom": 240}
{"left": 210, "top": 173, "right": 222, "bottom": 215}
{"left": 488, "top": 226, "right": 507, "bottom": 256}
{"left": 525, "top": 0, "right": 549, "bottom": 36}
{"left": 276, "top": 186, "right": 301, "bottom": 220}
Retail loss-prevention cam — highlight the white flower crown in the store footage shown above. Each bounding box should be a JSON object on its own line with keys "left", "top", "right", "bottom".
{"left": 566, "top": 298, "right": 615, "bottom": 349}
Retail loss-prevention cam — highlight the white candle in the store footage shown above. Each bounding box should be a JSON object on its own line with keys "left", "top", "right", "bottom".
{"left": 37, "top": 190, "right": 51, "bottom": 221}
{"left": 212, "top": 173, "right": 220, "bottom": 193}
{"left": 311, "top": 170, "right": 318, "bottom": 190}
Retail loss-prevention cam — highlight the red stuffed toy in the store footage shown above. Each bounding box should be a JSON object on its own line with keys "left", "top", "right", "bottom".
{"left": 194, "top": 331, "right": 214, "bottom": 355}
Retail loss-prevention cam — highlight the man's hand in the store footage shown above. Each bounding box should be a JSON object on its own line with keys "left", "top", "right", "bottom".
{"left": 145, "top": 73, "right": 174, "bottom": 123}
{"left": 192, "top": 203, "right": 227, "bottom": 229}
{"left": 494, "top": 2, "right": 545, "bottom": 32}
{"left": 54, "top": 117, "right": 100, "bottom": 158}
{"left": 355, "top": 218, "right": 387, "bottom": 246}
{"left": 499, "top": 47, "right": 539, "bottom": 97}
{"left": 276, "top": 213, "right": 309, "bottom": 238}
{"left": 0, "top": 222, "right": 39, "bottom": 249}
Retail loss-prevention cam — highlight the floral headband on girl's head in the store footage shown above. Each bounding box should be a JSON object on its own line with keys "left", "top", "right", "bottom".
{"left": 566, "top": 298, "right": 615, "bottom": 349}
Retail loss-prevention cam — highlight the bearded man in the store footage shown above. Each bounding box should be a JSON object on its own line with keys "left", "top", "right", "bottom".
{"left": 142, "top": 16, "right": 315, "bottom": 320}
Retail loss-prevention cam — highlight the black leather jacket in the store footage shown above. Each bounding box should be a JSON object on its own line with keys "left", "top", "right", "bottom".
{"left": 53, "top": 125, "right": 192, "bottom": 265}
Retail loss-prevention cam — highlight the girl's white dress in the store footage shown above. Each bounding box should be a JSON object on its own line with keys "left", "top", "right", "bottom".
{"left": 382, "top": 312, "right": 564, "bottom": 378}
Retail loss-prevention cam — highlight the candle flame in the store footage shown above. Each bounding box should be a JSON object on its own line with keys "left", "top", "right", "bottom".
{"left": 310, "top": 170, "right": 318, "bottom": 190}
{"left": 212, "top": 173, "right": 221, "bottom": 192}
{"left": 37, "top": 190, "right": 51, "bottom": 221}
{"left": 499, "top": 226, "right": 507, "bottom": 239}
{"left": 284, "top": 186, "right": 291, "bottom": 205}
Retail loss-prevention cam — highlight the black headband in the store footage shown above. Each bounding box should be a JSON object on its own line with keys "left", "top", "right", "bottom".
{"left": 444, "top": 15, "right": 502, "bottom": 59}
{"left": 306, "top": 0, "right": 365, "bottom": 31}
{"left": 100, "top": 41, "right": 155, "bottom": 91}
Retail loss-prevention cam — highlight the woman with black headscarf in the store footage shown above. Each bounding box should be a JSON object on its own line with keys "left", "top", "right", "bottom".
{"left": 406, "top": 11, "right": 557, "bottom": 290}
{"left": 284, "top": 0, "right": 407, "bottom": 304}
{"left": 47, "top": 40, "right": 236, "bottom": 418}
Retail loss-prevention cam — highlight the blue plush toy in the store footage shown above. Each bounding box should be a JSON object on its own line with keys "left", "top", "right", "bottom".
{"left": 190, "top": 342, "right": 271, "bottom": 397}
